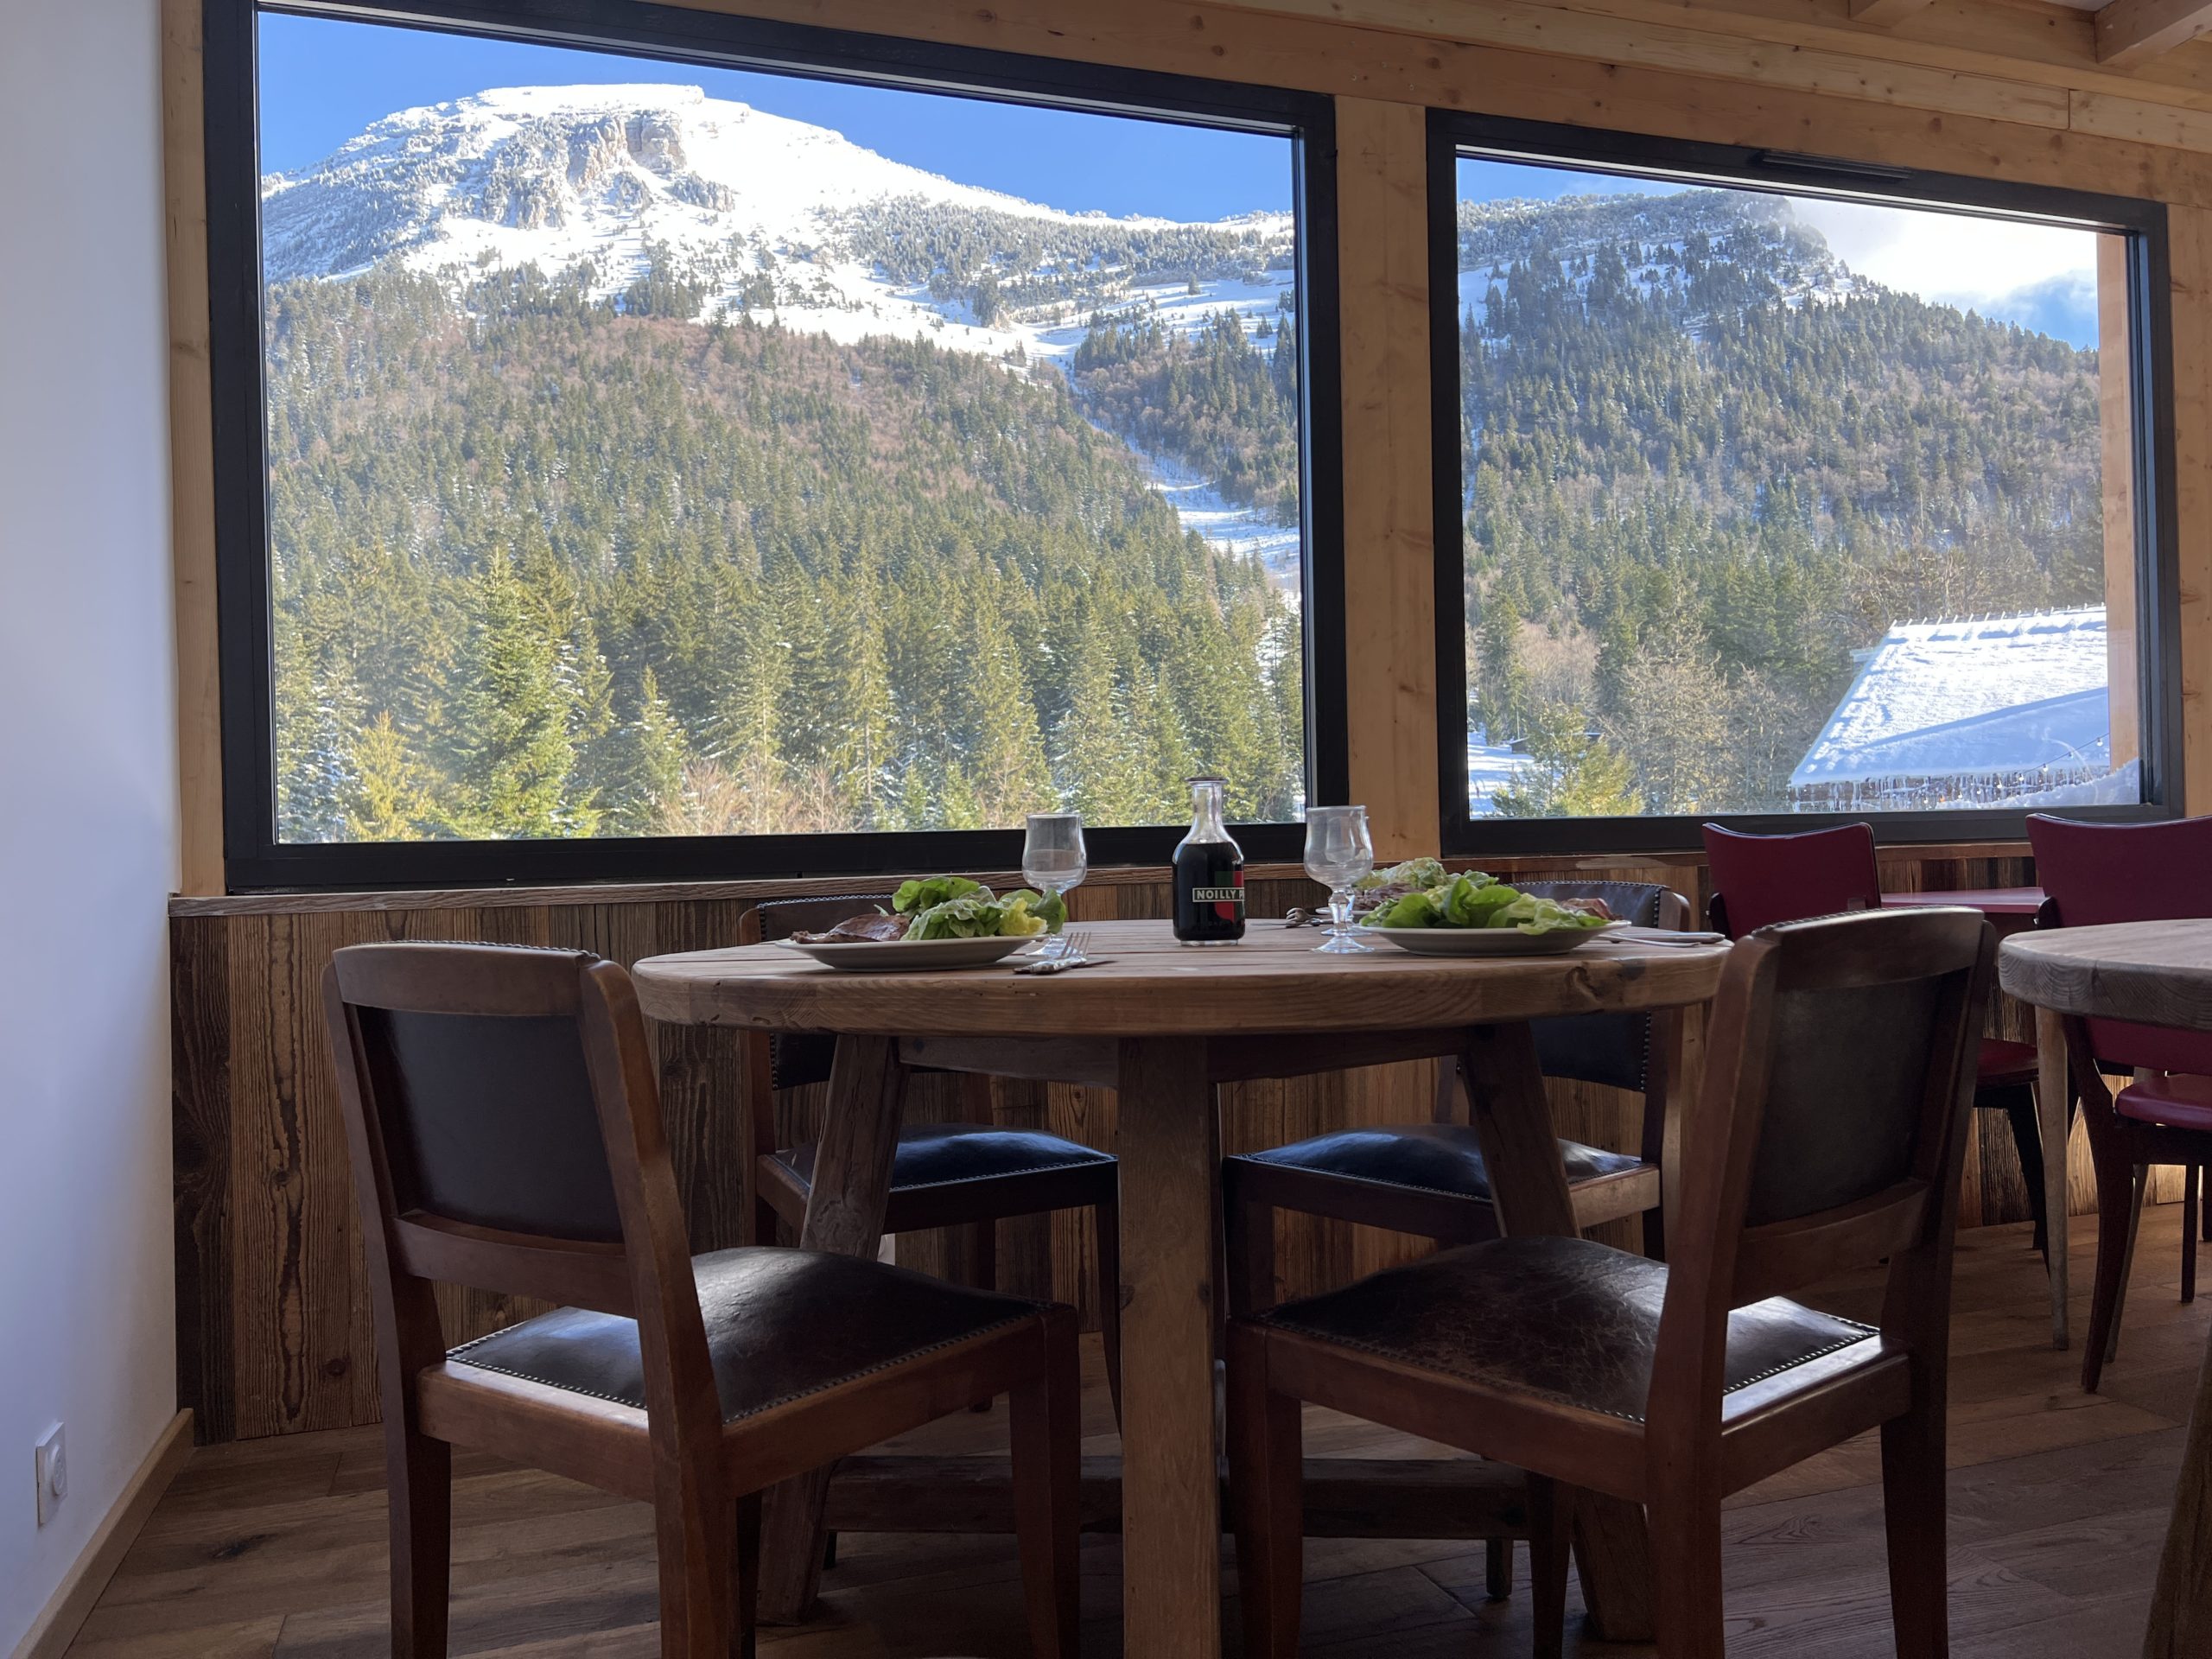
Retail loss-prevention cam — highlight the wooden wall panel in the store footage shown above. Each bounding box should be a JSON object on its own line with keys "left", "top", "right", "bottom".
{"left": 161, "top": 0, "right": 221, "bottom": 897}
{"left": 174, "top": 848, "right": 2086, "bottom": 1443}
{"left": 1338, "top": 99, "right": 1440, "bottom": 859}
{"left": 2170, "top": 202, "right": 2212, "bottom": 814}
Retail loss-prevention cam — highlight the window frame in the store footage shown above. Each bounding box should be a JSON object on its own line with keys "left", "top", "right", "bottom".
{"left": 203, "top": 0, "right": 1347, "bottom": 890}
{"left": 1425, "top": 108, "right": 2183, "bottom": 855}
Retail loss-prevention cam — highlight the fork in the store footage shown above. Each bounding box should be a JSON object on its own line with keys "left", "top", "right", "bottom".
{"left": 1057, "top": 928, "right": 1094, "bottom": 964}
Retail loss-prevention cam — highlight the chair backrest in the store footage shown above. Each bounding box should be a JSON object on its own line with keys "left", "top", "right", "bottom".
{"left": 1522, "top": 880, "right": 1688, "bottom": 1095}
{"left": 1702, "top": 822, "right": 1881, "bottom": 938}
{"left": 739, "top": 894, "right": 895, "bottom": 1103}
{"left": 323, "top": 943, "right": 697, "bottom": 1323}
{"left": 1651, "top": 908, "right": 1989, "bottom": 1427}
{"left": 2029, "top": 814, "right": 2212, "bottom": 1074}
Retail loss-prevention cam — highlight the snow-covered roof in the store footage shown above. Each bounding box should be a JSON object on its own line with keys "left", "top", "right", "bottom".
{"left": 1790, "top": 607, "right": 2112, "bottom": 789}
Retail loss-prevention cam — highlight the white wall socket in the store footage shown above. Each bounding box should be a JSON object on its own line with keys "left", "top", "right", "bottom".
{"left": 34, "top": 1423, "right": 65, "bottom": 1526}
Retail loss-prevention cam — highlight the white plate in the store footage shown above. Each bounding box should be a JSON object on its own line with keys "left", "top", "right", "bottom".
{"left": 774, "top": 934, "right": 1027, "bottom": 972}
{"left": 1363, "top": 923, "right": 1619, "bottom": 957}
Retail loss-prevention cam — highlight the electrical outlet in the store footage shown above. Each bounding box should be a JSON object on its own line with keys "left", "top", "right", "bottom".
{"left": 33, "top": 1424, "right": 64, "bottom": 1527}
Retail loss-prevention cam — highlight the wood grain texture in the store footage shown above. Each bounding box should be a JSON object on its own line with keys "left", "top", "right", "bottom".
{"left": 1337, "top": 96, "right": 1440, "bottom": 861}
{"left": 2100, "top": 0, "right": 2212, "bottom": 66}
{"left": 160, "top": 0, "right": 221, "bottom": 898}
{"left": 1113, "top": 1037, "right": 1227, "bottom": 1659}
{"left": 2000, "top": 920, "right": 2212, "bottom": 1028}
{"left": 631, "top": 922, "right": 1730, "bottom": 1038}
{"left": 2149, "top": 1329, "right": 2212, "bottom": 1656}
{"left": 2169, "top": 204, "right": 2212, "bottom": 817}
{"left": 1209, "top": 0, "right": 2212, "bottom": 111}
{"left": 1850, "top": 0, "right": 1937, "bottom": 24}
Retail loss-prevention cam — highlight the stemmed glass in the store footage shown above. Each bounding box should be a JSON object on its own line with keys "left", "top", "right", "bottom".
{"left": 1020, "top": 811, "right": 1088, "bottom": 959}
{"left": 1304, "top": 804, "right": 1376, "bottom": 954}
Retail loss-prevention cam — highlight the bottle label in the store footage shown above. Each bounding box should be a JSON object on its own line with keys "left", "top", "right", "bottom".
{"left": 1191, "top": 886, "right": 1244, "bottom": 904}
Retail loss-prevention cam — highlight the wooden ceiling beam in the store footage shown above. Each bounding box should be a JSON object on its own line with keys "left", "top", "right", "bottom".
{"left": 1848, "top": 0, "right": 1938, "bottom": 26}
{"left": 2098, "top": 0, "right": 2212, "bottom": 67}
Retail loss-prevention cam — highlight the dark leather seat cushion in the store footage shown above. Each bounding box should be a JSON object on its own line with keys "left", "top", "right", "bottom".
{"left": 1230, "top": 1123, "right": 1643, "bottom": 1200}
{"left": 448, "top": 1248, "right": 1039, "bottom": 1422}
{"left": 1259, "top": 1235, "right": 1875, "bottom": 1424}
{"left": 2117, "top": 1071, "right": 2212, "bottom": 1134}
{"left": 1976, "top": 1039, "right": 2040, "bottom": 1088}
{"left": 775, "top": 1121, "right": 1114, "bottom": 1192}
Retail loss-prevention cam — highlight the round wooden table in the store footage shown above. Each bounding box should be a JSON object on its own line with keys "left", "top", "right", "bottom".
{"left": 636, "top": 918, "right": 1730, "bottom": 1659}
{"left": 1999, "top": 920, "right": 2212, "bottom": 1659}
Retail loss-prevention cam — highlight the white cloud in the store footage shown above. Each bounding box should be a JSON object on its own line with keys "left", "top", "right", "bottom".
{"left": 1789, "top": 197, "right": 2101, "bottom": 341}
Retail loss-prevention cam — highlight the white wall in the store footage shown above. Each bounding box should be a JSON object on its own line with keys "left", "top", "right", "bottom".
{"left": 0, "top": 0, "right": 180, "bottom": 1647}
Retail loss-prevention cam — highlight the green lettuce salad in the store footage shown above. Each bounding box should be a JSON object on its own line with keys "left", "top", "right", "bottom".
{"left": 889, "top": 877, "right": 1066, "bottom": 941}
{"left": 1360, "top": 869, "right": 1612, "bottom": 937}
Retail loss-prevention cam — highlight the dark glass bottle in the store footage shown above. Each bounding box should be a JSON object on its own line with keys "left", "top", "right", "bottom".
{"left": 1172, "top": 775, "right": 1246, "bottom": 945}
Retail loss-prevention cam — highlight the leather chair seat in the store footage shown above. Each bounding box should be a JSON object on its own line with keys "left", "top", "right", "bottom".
{"left": 1258, "top": 1235, "right": 1877, "bottom": 1424}
{"left": 1230, "top": 1122, "right": 1643, "bottom": 1201}
{"left": 1976, "top": 1039, "right": 2040, "bottom": 1088}
{"left": 2117, "top": 1072, "right": 2212, "bottom": 1134}
{"left": 448, "top": 1248, "right": 1038, "bottom": 1423}
{"left": 773, "top": 1121, "right": 1114, "bottom": 1192}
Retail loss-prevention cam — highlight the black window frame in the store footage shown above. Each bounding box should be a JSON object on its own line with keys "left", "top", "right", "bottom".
{"left": 1426, "top": 107, "right": 2183, "bottom": 855}
{"left": 204, "top": 0, "right": 1347, "bottom": 891}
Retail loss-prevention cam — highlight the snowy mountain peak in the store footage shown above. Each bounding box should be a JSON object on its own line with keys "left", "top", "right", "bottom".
{"left": 259, "top": 81, "right": 1176, "bottom": 289}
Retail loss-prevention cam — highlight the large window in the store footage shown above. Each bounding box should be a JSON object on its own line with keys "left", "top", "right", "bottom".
{"left": 208, "top": 0, "right": 1341, "bottom": 887}
{"left": 1429, "top": 115, "right": 2177, "bottom": 849}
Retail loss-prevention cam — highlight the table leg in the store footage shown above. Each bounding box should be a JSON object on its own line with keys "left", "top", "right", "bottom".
{"left": 2145, "top": 1331, "right": 2212, "bottom": 1656}
{"left": 1459, "top": 1021, "right": 1656, "bottom": 1643}
{"left": 2036, "top": 1004, "right": 2071, "bottom": 1350}
{"left": 757, "top": 1035, "right": 906, "bottom": 1623}
{"left": 1115, "top": 1036, "right": 1224, "bottom": 1659}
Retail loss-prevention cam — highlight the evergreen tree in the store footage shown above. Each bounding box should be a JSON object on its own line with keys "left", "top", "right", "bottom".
{"left": 1492, "top": 706, "right": 1641, "bottom": 817}
{"left": 345, "top": 711, "right": 432, "bottom": 841}
{"left": 448, "top": 553, "right": 592, "bottom": 838}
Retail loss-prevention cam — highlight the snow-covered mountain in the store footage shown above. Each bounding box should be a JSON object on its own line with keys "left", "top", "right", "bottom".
{"left": 263, "top": 82, "right": 1306, "bottom": 578}
{"left": 1452, "top": 188, "right": 1857, "bottom": 335}
{"left": 263, "top": 83, "right": 1294, "bottom": 359}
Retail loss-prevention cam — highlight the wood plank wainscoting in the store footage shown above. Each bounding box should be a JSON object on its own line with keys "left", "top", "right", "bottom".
{"left": 170, "top": 844, "right": 2087, "bottom": 1446}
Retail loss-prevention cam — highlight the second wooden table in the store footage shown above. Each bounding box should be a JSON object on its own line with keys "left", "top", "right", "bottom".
{"left": 635, "top": 919, "right": 1729, "bottom": 1658}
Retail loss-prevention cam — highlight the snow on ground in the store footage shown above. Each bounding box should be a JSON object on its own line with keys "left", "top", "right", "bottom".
{"left": 1468, "top": 734, "right": 1533, "bottom": 817}
{"left": 1127, "top": 447, "right": 1301, "bottom": 593}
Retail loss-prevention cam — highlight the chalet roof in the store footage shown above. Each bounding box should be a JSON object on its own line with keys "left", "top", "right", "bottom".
{"left": 1789, "top": 607, "right": 2112, "bottom": 789}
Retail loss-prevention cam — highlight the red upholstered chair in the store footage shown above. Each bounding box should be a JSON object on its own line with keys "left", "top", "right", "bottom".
{"left": 1704, "top": 823, "right": 2054, "bottom": 1249}
{"left": 2028, "top": 813, "right": 2212, "bottom": 1389}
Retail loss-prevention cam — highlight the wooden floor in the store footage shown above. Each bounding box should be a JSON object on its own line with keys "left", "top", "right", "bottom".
{"left": 72, "top": 1206, "right": 2212, "bottom": 1658}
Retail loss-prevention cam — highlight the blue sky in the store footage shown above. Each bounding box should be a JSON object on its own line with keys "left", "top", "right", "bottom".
{"left": 257, "top": 13, "right": 1293, "bottom": 220}
{"left": 1460, "top": 156, "right": 2102, "bottom": 349}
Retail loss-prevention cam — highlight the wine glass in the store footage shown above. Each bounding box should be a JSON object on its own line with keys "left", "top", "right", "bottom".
{"left": 1304, "top": 805, "right": 1376, "bottom": 954}
{"left": 1021, "top": 811, "right": 1088, "bottom": 958}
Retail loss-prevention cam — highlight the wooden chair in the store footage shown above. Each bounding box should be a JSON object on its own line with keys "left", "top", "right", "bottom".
{"left": 1222, "top": 880, "right": 1692, "bottom": 1326}
{"left": 741, "top": 896, "right": 1121, "bottom": 1419}
{"left": 1705, "top": 821, "right": 2055, "bottom": 1252}
{"left": 1228, "top": 906, "right": 1993, "bottom": 1659}
{"left": 323, "top": 941, "right": 1081, "bottom": 1658}
{"left": 2028, "top": 813, "right": 2212, "bottom": 1389}
{"left": 1219, "top": 880, "right": 1686, "bottom": 1603}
